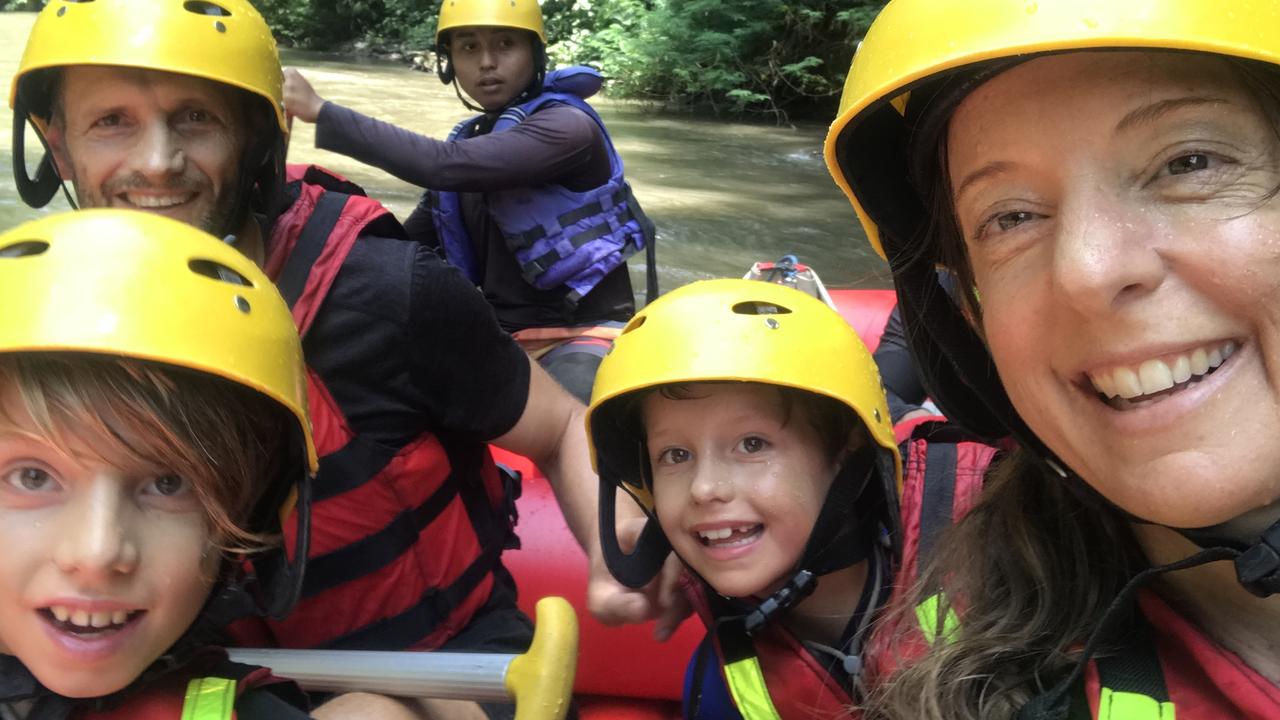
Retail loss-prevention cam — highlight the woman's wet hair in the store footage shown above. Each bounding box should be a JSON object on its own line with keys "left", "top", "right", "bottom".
{"left": 863, "top": 55, "right": 1280, "bottom": 720}
{"left": 0, "top": 353, "right": 289, "bottom": 552}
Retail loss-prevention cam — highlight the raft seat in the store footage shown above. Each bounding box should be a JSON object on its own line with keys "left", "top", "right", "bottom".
{"left": 501, "top": 289, "right": 898, "bottom": 718}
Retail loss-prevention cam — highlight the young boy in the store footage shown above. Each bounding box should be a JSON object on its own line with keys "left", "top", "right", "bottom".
{"left": 586, "top": 279, "right": 903, "bottom": 718}
{"left": 0, "top": 210, "right": 316, "bottom": 718}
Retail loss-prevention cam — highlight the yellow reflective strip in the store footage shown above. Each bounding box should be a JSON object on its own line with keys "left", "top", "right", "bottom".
{"left": 1097, "top": 687, "right": 1176, "bottom": 720}
{"left": 722, "top": 654, "right": 783, "bottom": 720}
{"left": 914, "top": 593, "right": 959, "bottom": 645}
{"left": 181, "top": 676, "right": 238, "bottom": 720}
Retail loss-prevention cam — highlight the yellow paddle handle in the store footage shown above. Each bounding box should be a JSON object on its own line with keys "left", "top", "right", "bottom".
{"left": 505, "top": 596, "right": 578, "bottom": 720}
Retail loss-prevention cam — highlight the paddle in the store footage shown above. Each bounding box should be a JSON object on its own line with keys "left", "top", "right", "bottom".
{"left": 229, "top": 596, "right": 578, "bottom": 720}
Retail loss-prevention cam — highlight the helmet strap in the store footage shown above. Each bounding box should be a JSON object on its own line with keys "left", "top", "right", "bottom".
{"left": 12, "top": 89, "right": 77, "bottom": 210}
{"left": 1181, "top": 516, "right": 1280, "bottom": 597}
{"left": 597, "top": 441, "right": 672, "bottom": 588}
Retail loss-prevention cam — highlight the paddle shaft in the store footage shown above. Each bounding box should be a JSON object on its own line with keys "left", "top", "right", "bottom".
{"left": 227, "top": 648, "right": 515, "bottom": 702}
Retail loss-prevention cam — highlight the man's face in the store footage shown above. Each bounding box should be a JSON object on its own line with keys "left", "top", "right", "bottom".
{"left": 45, "top": 66, "right": 250, "bottom": 237}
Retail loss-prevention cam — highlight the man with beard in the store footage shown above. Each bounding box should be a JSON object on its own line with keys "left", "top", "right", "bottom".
{"left": 10, "top": 1, "right": 683, "bottom": 718}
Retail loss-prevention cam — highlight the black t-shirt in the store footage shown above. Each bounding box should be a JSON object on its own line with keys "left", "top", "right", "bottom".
{"left": 303, "top": 232, "right": 531, "bottom": 443}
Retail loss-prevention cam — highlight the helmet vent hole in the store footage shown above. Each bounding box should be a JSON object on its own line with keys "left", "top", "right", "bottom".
{"left": 184, "top": 1, "right": 232, "bottom": 17}
{"left": 732, "top": 301, "right": 792, "bottom": 316}
{"left": 620, "top": 315, "right": 646, "bottom": 334}
{"left": 189, "top": 259, "right": 253, "bottom": 287}
{"left": 0, "top": 241, "right": 49, "bottom": 258}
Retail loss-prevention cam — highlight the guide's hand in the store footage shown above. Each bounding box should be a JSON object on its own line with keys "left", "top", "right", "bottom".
{"left": 587, "top": 516, "right": 690, "bottom": 642}
{"left": 283, "top": 68, "right": 325, "bottom": 124}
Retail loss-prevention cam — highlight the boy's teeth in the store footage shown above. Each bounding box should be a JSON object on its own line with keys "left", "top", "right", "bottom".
{"left": 1087, "top": 341, "right": 1237, "bottom": 401}
{"left": 697, "top": 525, "right": 756, "bottom": 542}
{"left": 47, "top": 605, "right": 135, "bottom": 628}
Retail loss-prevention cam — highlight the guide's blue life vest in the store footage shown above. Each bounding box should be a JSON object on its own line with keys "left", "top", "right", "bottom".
{"left": 432, "top": 66, "right": 656, "bottom": 306}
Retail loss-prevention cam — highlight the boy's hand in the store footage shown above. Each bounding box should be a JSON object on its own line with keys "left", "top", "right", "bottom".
{"left": 283, "top": 68, "right": 325, "bottom": 124}
{"left": 587, "top": 516, "right": 690, "bottom": 641}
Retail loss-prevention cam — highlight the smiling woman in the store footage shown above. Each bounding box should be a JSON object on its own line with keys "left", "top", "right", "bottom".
{"left": 824, "top": 1, "right": 1280, "bottom": 719}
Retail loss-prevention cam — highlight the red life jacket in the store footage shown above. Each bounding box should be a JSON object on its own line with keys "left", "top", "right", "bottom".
{"left": 684, "top": 576, "right": 852, "bottom": 719}
{"left": 877, "top": 420, "right": 1280, "bottom": 719}
{"left": 865, "top": 419, "right": 998, "bottom": 683}
{"left": 230, "top": 165, "right": 515, "bottom": 651}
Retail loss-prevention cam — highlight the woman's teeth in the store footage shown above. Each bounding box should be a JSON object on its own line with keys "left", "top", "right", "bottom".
{"left": 1088, "top": 341, "right": 1236, "bottom": 401}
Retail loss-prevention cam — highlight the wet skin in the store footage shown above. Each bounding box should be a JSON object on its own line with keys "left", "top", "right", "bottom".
{"left": 947, "top": 51, "right": 1280, "bottom": 529}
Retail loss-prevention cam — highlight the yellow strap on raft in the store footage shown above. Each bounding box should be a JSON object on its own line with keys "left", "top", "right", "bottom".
{"left": 180, "top": 676, "right": 237, "bottom": 720}
{"left": 722, "top": 654, "right": 783, "bottom": 720}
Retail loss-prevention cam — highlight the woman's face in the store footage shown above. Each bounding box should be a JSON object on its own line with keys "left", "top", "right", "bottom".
{"left": 948, "top": 51, "right": 1280, "bottom": 529}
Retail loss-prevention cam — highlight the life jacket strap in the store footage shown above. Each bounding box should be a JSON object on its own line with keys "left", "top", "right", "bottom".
{"left": 180, "top": 677, "right": 237, "bottom": 720}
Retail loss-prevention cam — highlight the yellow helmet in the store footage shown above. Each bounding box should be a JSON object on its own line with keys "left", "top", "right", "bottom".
{"left": 10, "top": 0, "right": 286, "bottom": 131}
{"left": 824, "top": 0, "right": 1280, "bottom": 261}
{"left": 588, "top": 279, "right": 901, "bottom": 589}
{"left": 436, "top": 0, "right": 547, "bottom": 43}
{"left": 0, "top": 209, "right": 315, "bottom": 619}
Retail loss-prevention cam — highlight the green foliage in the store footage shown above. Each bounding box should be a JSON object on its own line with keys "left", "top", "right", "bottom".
{"left": 548, "top": 0, "right": 887, "bottom": 120}
{"left": 256, "top": 0, "right": 437, "bottom": 50}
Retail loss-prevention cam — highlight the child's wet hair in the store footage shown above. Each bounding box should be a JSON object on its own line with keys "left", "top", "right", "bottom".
{"left": 0, "top": 353, "right": 290, "bottom": 552}
{"left": 644, "top": 381, "right": 865, "bottom": 461}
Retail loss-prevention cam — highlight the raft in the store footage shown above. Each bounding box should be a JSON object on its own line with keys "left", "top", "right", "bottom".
{"left": 501, "top": 288, "right": 897, "bottom": 718}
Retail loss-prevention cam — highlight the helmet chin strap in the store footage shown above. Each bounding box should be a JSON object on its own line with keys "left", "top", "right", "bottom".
{"left": 740, "top": 448, "right": 887, "bottom": 633}
{"left": 1179, "top": 509, "right": 1280, "bottom": 597}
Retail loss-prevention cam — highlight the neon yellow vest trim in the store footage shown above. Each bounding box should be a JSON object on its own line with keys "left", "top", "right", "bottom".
{"left": 914, "top": 592, "right": 959, "bottom": 645}
{"left": 1097, "top": 687, "right": 1175, "bottom": 719}
{"left": 723, "top": 654, "right": 783, "bottom": 720}
{"left": 180, "top": 676, "right": 237, "bottom": 720}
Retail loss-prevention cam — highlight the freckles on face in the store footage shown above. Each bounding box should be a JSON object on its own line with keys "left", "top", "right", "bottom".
{"left": 642, "top": 383, "right": 838, "bottom": 599}
{"left": 945, "top": 51, "right": 1280, "bottom": 527}
{"left": 0, "top": 396, "right": 219, "bottom": 698}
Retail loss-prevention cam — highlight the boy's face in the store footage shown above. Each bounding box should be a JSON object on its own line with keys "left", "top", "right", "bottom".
{"left": 449, "top": 26, "right": 537, "bottom": 112}
{"left": 644, "top": 383, "right": 843, "bottom": 599}
{"left": 0, "top": 392, "right": 220, "bottom": 698}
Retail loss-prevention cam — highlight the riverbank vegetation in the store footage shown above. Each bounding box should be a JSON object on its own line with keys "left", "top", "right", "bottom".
{"left": 253, "top": 0, "right": 887, "bottom": 122}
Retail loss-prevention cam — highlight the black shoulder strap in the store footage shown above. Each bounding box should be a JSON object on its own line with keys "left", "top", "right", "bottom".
{"left": 277, "top": 191, "right": 350, "bottom": 310}
{"left": 1093, "top": 613, "right": 1170, "bottom": 705}
{"left": 1017, "top": 609, "right": 1169, "bottom": 720}
{"left": 917, "top": 441, "right": 958, "bottom": 568}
